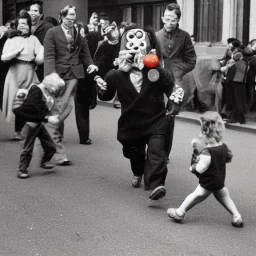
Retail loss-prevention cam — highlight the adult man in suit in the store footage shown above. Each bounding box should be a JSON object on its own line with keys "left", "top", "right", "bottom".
{"left": 28, "top": 3, "right": 53, "bottom": 82}
{"left": 156, "top": 3, "right": 196, "bottom": 163}
{"left": 44, "top": 4, "right": 101, "bottom": 165}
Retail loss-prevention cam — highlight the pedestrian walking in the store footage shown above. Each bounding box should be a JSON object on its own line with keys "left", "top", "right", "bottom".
{"left": 13, "top": 73, "right": 65, "bottom": 179}
{"left": 28, "top": 3, "right": 53, "bottom": 82}
{"left": 43, "top": 4, "right": 99, "bottom": 165}
{"left": 167, "top": 111, "right": 244, "bottom": 228}
{"left": 1, "top": 10, "right": 44, "bottom": 140}
{"left": 156, "top": 3, "right": 196, "bottom": 163}
{"left": 97, "top": 26, "right": 181, "bottom": 200}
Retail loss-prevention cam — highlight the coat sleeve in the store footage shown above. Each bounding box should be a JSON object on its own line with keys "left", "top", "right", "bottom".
{"left": 34, "top": 36, "right": 44, "bottom": 65}
{"left": 98, "top": 70, "right": 117, "bottom": 101}
{"left": 180, "top": 33, "right": 197, "bottom": 75}
{"left": 13, "top": 86, "right": 49, "bottom": 122}
{"left": 44, "top": 28, "right": 56, "bottom": 76}
{"left": 79, "top": 37, "right": 94, "bottom": 69}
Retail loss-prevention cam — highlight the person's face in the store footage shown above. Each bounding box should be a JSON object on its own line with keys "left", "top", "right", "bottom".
{"left": 162, "top": 10, "right": 179, "bottom": 31}
{"left": 90, "top": 14, "right": 99, "bottom": 26}
{"left": 100, "top": 19, "right": 110, "bottom": 30}
{"left": 29, "top": 5, "right": 41, "bottom": 23}
{"left": 62, "top": 8, "right": 76, "bottom": 28}
{"left": 228, "top": 43, "right": 233, "bottom": 50}
{"left": 251, "top": 43, "right": 256, "bottom": 51}
{"left": 17, "top": 18, "right": 29, "bottom": 34}
{"left": 5, "top": 22, "right": 11, "bottom": 29}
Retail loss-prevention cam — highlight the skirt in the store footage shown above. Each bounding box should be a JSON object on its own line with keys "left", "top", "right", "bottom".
{"left": 2, "top": 62, "right": 39, "bottom": 122}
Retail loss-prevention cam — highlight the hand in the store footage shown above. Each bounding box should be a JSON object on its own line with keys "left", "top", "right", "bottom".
{"left": 87, "top": 64, "right": 98, "bottom": 73}
{"left": 48, "top": 115, "right": 59, "bottom": 125}
{"left": 95, "top": 77, "right": 107, "bottom": 90}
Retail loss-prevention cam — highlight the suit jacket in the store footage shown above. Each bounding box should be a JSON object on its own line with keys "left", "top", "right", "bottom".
{"left": 33, "top": 20, "right": 53, "bottom": 45}
{"left": 156, "top": 27, "right": 196, "bottom": 82}
{"left": 44, "top": 25, "right": 93, "bottom": 79}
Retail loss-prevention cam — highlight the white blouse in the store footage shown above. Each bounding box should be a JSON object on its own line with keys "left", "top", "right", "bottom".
{"left": 1, "top": 35, "right": 44, "bottom": 65}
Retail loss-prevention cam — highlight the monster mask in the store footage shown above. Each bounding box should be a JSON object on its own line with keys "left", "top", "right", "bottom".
{"left": 114, "top": 28, "right": 153, "bottom": 72}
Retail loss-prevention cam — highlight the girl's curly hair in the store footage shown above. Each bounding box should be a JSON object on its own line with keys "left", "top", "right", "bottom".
{"left": 200, "top": 111, "right": 225, "bottom": 145}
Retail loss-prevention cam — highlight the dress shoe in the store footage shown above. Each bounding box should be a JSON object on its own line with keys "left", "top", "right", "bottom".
{"left": 56, "top": 160, "right": 72, "bottom": 166}
{"left": 80, "top": 139, "right": 92, "bottom": 145}
{"left": 40, "top": 162, "right": 54, "bottom": 169}
{"left": 149, "top": 185, "right": 166, "bottom": 200}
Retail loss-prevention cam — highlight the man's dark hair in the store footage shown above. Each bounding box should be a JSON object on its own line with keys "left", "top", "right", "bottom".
{"left": 59, "top": 4, "right": 76, "bottom": 23}
{"left": 232, "top": 39, "right": 242, "bottom": 49}
{"left": 165, "top": 3, "right": 181, "bottom": 20}
{"left": 227, "top": 38, "right": 237, "bottom": 44}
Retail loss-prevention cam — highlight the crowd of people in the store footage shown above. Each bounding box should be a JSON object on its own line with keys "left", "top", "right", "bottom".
{"left": 0, "top": 3, "right": 246, "bottom": 228}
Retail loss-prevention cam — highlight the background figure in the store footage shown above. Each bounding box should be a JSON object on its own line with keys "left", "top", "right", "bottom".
{"left": 85, "top": 12, "right": 103, "bottom": 58}
{"left": 44, "top": 5, "right": 98, "bottom": 165}
{"left": 74, "top": 21, "right": 98, "bottom": 145}
{"left": 1, "top": 10, "right": 44, "bottom": 140}
{"left": 156, "top": 3, "right": 196, "bottom": 163}
{"left": 244, "top": 39, "right": 256, "bottom": 112}
{"left": 225, "top": 52, "right": 247, "bottom": 124}
{"left": 220, "top": 39, "right": 243, "bottom": 118}
{"left": 44, "top": 16, "right": 58, "bottom": 27}
{"left": 0, "top": 26, "right": 9, "bottom": 111}
{"left": 28, "top": 3, "right": 53, "bottom": 82}
{"left": 94, "top": 21, "right": 121, "bottom": 110}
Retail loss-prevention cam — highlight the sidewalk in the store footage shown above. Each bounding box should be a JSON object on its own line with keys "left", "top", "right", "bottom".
{"left": 177, "top": 111, "right": 256, "bottom": 134}
{"left": 98, "top": 101, "right": 256, "bottom": 134}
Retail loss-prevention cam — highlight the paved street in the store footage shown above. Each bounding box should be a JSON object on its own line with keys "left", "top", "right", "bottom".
{"left": 0, "top": 104, "right": 256, "bottom": 256}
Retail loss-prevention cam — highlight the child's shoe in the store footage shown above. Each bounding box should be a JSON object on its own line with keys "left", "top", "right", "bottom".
{"left": 232, "top": 215, "right": 244, "bottom": 228}
{"left": 132, "top": 175, "right": 142, "bottom": 188}
{"left": 17, "top": 170, "right": 29, "bottom": 179}
{"left": 167, "top": 208, "right": 185, "bottom": 222}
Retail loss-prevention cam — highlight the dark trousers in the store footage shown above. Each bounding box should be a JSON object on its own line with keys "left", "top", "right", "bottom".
{"left": 165, "top": 115, "right": 175, "bottom": 158}
{"left": 15, "top": 115, "right": 26, "bottom": 133}
{"left": 74, "top": 82, "right": 91, "bottom": 143}
{"left": 19, "top": 123, "right": 56, "bottom": 171}
{"left": 122, "top": 134, "right": 167, "bottom": 190}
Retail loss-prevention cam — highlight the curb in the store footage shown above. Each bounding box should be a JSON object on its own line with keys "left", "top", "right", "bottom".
{"left": 97, "top": 101, "right": 256, "bottom": 134}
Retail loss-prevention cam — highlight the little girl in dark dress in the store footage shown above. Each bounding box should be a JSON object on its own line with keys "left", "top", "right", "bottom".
{"left": 167, "top": 111, "right": 244, "bottom": 228}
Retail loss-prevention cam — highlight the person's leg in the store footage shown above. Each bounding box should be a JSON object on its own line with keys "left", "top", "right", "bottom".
{"left": 165, "top": 116, "right": 175, "bottom": 162}
{"left": 18, "top": 124, "right": 40, "bottom": 178}
{"left": 37, "top": 125, "right": 56, "bottom": 167}
{"left": 122, "top": 141, "right": 146, "bottom": 188}
{"left": 213, "top": 187, "right": 244, "bottom": 227}
{"left": 167, "top": 185, "right": 212, "bottom": 221}
{"left": 145, "top": 134, "right": 167, "bottom": 191}
{"left": 14, "top": 115, "right": 26, "bottom": 140}
{"left": 57, "top": 79, "right": 78, "bottom": 123}
{"left": 74, "top": 83, "right": 90, "bottom": 144}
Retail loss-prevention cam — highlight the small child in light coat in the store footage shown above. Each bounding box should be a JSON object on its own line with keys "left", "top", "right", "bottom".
{"left": 167, "top": 111, "right": 244, "bottom": 228}
{"left": 13, "top": 73, "right": 65, "bottom": 179}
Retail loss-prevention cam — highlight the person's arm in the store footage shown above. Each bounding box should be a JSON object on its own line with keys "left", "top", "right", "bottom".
{"left": 13, "top": 86, "right": 49, "bottom": 123}
{"left": 190, "top": 149, "right": 211, "bottom": 176}
{"left": 97, "top": 69, "right": 116, "bottom": 101}
{"left": 34, "top": 36, "right": 44, "bottom": 65}
{"left": 43, "top": 28, "right": 56, "bottom": 76}
{"left": 79, "top": 36, "right": 94, "bottom": 69}
{"left": 1, "top": 38, "right": 23, "bottom": 61}
{"left": 177, "top": 33, "right": 197, "bottom": 75}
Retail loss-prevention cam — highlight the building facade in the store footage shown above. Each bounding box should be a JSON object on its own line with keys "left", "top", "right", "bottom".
{"left": 1, "top": 0, "right": 256, "bottom": 55}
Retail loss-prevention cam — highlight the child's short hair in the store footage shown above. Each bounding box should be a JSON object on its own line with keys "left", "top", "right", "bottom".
{"left": 42, "top": 73, "right": 65, "bottom": 97}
